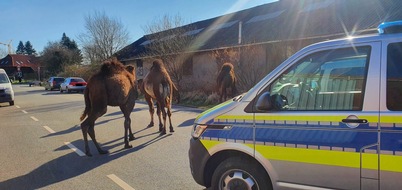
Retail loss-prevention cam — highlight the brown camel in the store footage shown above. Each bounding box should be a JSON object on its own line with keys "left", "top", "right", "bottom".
{"left": 79, "top": 58, "right": 138, "bottom": 156}
{"left": 217, "top": 62, "right": 237, "bottom": 102}
{"left": 142, "top": 59, "right": 175, "bottom": 135}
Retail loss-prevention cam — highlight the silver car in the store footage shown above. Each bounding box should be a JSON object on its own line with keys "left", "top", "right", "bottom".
{"left": 60, "top": 77, "right": 87, "bottom": 93}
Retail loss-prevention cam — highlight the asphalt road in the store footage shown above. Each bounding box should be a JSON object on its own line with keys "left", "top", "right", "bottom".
{"left": 0, "top": 84, "right": 205, "bottom": 190}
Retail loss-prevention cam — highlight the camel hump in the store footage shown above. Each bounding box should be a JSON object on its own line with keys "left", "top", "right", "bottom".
{"left": 100, "top": 58, "right": 126, "bottom": 76}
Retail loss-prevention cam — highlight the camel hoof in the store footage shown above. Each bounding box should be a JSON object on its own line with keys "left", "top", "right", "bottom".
{"left": 160, "top": 131, "right": 166, "bottom": 136}
{"left": 99, "top": 150, "right": 109, "bottom": 155}
{"left": 170, "top": 129, "right": 175, "bottom": 133}
{"left": 125, "top": 144, "right": 133, "bottom": 149}
{"left": 147, "top": 123, "right": 154, "bottom": 128}
{"left": 129, "top": 134, "right": 135, "bottom": 141}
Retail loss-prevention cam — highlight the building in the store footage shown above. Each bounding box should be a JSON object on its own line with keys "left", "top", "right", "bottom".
{"left": 0, "top": 54, "right": 42, "bottom": 80}
{"left": 115, "top": 0, "right": 402, "bottom": 93}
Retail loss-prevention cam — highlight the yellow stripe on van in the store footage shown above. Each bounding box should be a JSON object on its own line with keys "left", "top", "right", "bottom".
{"left": 201, "top": 140, "right": 402, "bottom": 173}
{"left": 216, "top": 114, "right": 380, "bottom": 123}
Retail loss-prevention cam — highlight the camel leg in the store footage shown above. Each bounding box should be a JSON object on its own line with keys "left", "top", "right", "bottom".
{"left": 156, "top": 103, "right": 163, "bottom": 132}
{"left": 160, "top": 102, "right": 167, "bottom": 135}
{"left": 80, "top": 119, "right": 92, "bottom": 156}
{"left": 167, "top": 101, "right": 174, "bottom": 133}
{"left": 88, "top": 124, "right": 109, "bottom": 155}
{"left": 219, "top": 86, "right": 225, "bottom": 102}
{"left": 145, "top": 95, "right": 155, "bottom": 128}
{"left": 120, "top": 104, "right": 134, "bottom": 149}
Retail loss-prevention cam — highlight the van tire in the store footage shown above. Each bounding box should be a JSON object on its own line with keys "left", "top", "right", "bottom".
{"left": 211, "top": 156, "right": 272, "bottom": 190}
{"left": 9, "top": 101, "right": 14, "bottom": 106}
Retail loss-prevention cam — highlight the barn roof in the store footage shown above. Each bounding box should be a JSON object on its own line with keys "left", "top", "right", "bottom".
{"left": 0, "top": 54, "right": 40, "bottom": 72}
{"left": 115, "top": 0, "right": 402, "bottom": 61}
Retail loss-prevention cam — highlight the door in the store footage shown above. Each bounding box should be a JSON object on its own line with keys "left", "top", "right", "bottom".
{"left": 252, "top": 43, "right": 381, "bottom": 189}
{"left": 379, "top": 41, "right": 402, "bottom": 189}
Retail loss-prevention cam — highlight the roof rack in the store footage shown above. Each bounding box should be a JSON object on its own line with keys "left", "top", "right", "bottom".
{"left": 378, "top": 21, "right": 402, "bottom": 34}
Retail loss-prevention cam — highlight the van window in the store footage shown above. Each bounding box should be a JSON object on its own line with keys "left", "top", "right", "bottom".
{"left": 387, "top": 42, "right": 402, "bottom": 111}
{"left": 268, "top": 46, "right": 370, "bottom": 111}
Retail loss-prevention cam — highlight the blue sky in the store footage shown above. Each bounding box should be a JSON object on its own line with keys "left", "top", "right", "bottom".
{"left": 0, "top": 0, "right": 276, "bottom": 53}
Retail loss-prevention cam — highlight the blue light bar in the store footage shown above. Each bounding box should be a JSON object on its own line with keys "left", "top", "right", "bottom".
{"left": 378, "top": 21, "right": 402, "bottom": 34}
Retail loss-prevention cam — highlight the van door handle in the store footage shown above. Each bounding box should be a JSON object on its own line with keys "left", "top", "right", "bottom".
{"left": 342, "top": 118, "right": 368, "bottom": 123}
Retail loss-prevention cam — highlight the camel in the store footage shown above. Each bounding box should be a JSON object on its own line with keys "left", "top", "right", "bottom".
{"left": 142, "top": 59, "right": 175, "bottom": 135}
{"left": 79, "top": 58, "right": 138, "bottom": 156}
{"left": 217, "top": 62, "right": 237, "bottom": 102}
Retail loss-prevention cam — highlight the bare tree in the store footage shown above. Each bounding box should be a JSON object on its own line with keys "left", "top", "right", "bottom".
{"left": 79, "top": 11, "right": 130, "bottom": 64}
{"left": 142, "top": 14, "right": 194, "bottom": 89}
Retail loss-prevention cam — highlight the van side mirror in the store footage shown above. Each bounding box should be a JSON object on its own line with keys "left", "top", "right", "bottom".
{"left": 256, "top": 92, "right": 273, "bottom": 111}
{"left": 256, "top": 92, "right": 289, "bottom": 111}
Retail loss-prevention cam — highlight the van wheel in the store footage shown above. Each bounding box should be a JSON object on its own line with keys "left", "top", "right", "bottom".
{"left": 211, "top": 157, "right": 272, "bottom": 190}
{"left": 9, "top": 101, "right": 14, "bottom": 106}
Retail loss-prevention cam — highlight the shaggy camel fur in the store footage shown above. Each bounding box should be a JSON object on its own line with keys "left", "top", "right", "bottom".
{"left": 80, "top": 58, "right": 138, "bottom": 156}
{"left": 142, "top": 59, "right": 175, "bottom": 135}
{"left": 217, "top": 62, "right": 237, "bottom": 102}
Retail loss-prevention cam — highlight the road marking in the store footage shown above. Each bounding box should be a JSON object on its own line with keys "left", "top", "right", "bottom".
{"left": 64, "top": 142, "right": 85, "bottom": 156}
{"left": 107, "top": 174, "right": 135, "bottom": 190}
{"left": 22, "top": 110, "right": 28, "bottom": 114}
{"left": 15, "top": 105, "right": 20, "bottom": 108}
{"left": 30, "top": 116, "right": 39, "bottom": 121}
{"left": 43, "top": 126, "right": 55, "bottom": 134}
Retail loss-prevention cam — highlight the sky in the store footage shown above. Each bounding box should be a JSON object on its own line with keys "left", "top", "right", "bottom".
{"left": 0, "top": 0, "right": 276, "bottom": 54}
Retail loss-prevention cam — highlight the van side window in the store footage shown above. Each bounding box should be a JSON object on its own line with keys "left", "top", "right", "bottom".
{"left": 387, "top": 42, "right": 402, "bottom": 111}
{"left": 267, "top": 46, "right": 370, "bottom": 111}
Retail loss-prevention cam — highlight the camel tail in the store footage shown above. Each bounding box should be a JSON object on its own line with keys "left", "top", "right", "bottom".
{"left": 172, "top": 83, "right": 180, "bottom": 104}
{"left": 80, "top": 88, "right": 91, "bottom": 121}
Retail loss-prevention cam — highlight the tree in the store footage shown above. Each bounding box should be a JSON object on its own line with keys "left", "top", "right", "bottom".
{"left": 142, "top": 14, "right": 193, "bottom": 90}
{"left": 24, "top": 41, "right": 36, "bottom": 55}
{"left": 16, "top": 41, "right": 25, "bottom": 54}
{"left": 78, "top": 11, "right": 130, "bottom": 64}
{"left": 60, "top": 33, "right": 83, "bottom": 64}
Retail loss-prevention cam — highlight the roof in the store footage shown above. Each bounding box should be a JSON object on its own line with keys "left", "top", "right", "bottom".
{"left": 116, "top": 0, "right": 402, "bottom": 61}
{"left": 0, "top": 54, "right": 41, "bottom": 71}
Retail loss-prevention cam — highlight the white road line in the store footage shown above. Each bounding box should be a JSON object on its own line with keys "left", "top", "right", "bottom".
{"left": 30, "top": 116, "right": 39, "bottom": 121}
{"left": 15, "top": 105, "right": 20, "bottom": 108}
{"left": 64, "top": 142, "right": 85, "bottom": 156}
{"left": 107, "top": 174, "right": 135, "bottom": 190}
{"left": 22, "top": 110, "right": 28, "bottom": 114}
{"left": 43, "top": 126, "right": 55, "bottom": 134}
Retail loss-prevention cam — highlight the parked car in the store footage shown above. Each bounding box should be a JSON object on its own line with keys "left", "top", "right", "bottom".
{"left": 44, "top": 77, "right": 65, "bottom": 91}
{"left": 60, "top": 77, "right": 87, "bottom": 93}
{"left": 0, "top": 69, "right": 14, "bottom": 106}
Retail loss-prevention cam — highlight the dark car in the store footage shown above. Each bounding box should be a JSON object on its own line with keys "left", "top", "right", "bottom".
{"left": 44, "top": 77, "right": 65, "bottom": 91}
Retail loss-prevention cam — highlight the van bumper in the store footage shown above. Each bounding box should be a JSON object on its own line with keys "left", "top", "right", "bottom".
{"left": 0, "top": 92, "right": 13, "bottom": 103}
{"left": 189, "top": 138, "right": 210, "bottom": 187}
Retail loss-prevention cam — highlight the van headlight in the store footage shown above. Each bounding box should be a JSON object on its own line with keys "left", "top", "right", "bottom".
{"left": 5, "top": 88, "right": 12, "bottom": 93}
{"left": 192, "top": 124, "right": 207, "bottom": 139}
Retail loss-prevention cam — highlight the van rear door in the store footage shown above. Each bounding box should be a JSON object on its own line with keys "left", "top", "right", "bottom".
{"left": 379, "top": 41, "right": 402, "bottom": 189}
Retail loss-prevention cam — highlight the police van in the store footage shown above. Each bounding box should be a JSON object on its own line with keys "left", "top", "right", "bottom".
{"left": 189, "top": 21, "right": 402, "bottom": 190}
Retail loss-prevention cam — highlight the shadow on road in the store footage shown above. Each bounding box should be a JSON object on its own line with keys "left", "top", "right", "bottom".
{"left": 0, "top": 130, "right": 171, "bottom": 189}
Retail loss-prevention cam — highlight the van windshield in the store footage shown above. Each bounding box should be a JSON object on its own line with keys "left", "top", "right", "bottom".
{"left": 0, "top": 73, "right": 10, "bottom": 84}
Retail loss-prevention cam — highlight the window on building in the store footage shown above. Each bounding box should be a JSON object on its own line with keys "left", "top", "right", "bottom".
{"left": 182, "top": 57, "right": 193, "bottom": 76}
